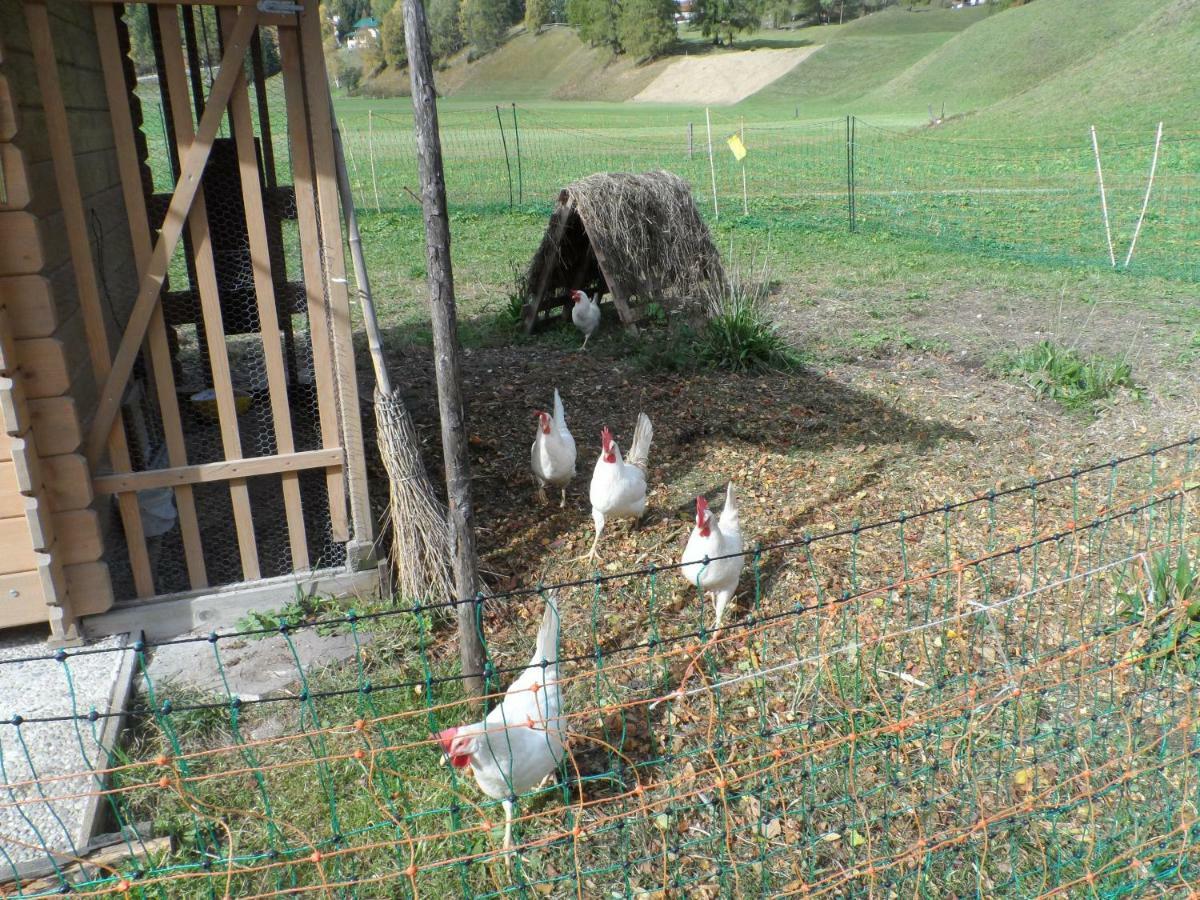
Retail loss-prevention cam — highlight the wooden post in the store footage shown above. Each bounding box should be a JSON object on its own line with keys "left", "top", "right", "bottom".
{"left": 688, "top": 122, "right": 694, "bottom": 159}
{"left": 705, "top": 107, "right": 718, "bottom": 221}
{"left": 403, "top": 0, "right": 484, "bottom": 697}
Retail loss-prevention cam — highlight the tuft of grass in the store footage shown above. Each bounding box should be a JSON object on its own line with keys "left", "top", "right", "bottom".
{"left": 1118, "top": 548, "right": 1200, "bottom": 674}
{"left": 847, "top": 326, "right": 947, "bottom": 356}
{"left": 993, "top": 340, "right": 1138, "bottom": 409}
{"left": 697, "top": 254, "right": 805, "bottom": 374}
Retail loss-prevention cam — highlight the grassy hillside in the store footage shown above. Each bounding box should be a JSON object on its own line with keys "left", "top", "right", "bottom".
{"left": 437, "top": 26, "right": 673, "bottom": 102}
{"left": 858, "top": 0, "right": 1163, "bottom": 123}
{"left": 948, "top": 0, "right": 1200, "bottom": 136}
{"left": 751, "top": 7, "right": 987, "bottom": 116}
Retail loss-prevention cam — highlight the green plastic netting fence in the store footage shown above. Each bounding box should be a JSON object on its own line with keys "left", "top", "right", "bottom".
{"left": 1, "top": 435, "right": 1197, "bottom": 898}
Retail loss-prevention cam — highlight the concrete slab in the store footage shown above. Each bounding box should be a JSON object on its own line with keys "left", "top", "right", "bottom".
{"left": 0, "top": 629, "right": 132, "bottom": 870}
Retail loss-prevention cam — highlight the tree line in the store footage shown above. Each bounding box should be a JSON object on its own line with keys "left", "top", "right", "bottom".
{"left": 121, "top": 0, "right": 908, "bottom": 88}
{"left": 333, "top": 0, "right": 906, "bottom": 78}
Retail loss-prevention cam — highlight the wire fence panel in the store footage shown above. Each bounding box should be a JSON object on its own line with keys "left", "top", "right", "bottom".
{"left": 332, "top": 105, "right": 1199, "bottom": 282}
{"left": 2, "top": 436, "right": 1198, "bottom": 896}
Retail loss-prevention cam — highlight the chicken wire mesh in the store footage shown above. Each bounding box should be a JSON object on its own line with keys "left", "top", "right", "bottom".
{"left": 104, "top": 12, "right": 346, "bottom": 600}
{"left": 1, "top": 436, "right": 1197, "bottom": 897}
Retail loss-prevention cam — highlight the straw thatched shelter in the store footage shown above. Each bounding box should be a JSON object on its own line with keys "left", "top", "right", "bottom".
{"left": 522, "top": 171, "right": 726, "bottom": 334}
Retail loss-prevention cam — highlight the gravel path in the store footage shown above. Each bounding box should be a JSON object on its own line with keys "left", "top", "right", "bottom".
{"left": 0, "top": 630, "right": 130, "bottom": 869}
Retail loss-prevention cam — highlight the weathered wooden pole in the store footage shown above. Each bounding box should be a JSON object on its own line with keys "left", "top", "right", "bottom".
{"left": 402, "top": 0, "right": 485, "bottom": 698}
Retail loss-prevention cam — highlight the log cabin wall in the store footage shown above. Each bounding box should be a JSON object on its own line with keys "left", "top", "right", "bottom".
{"left": 0, "top": 2, "right": 375, "bottom": 643}
{"left": 0, "top": 0, "right": 123, "bottom": 640}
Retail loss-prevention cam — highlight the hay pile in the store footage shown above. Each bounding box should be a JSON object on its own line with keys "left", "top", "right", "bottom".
{"left": 525, "top": 171, "right": 726, "bottom": 323}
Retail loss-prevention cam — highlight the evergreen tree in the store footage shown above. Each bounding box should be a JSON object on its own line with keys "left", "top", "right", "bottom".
{"left": 461, "top": 0, "right": 511, "bottom": 53}
{"left": 429, "top": 0, "right": 466, "bottom": 58}
{"left": 693, "top": 0, "right": 759, "bottom": 45}
{"left": 566, "top": 0, "right": 621, "bottom": 51}
{"left": 525, "top": 0, "right": 554, "bottom": 31}
{"left": 618, "top": 0, "right": 676, "bottom": 59}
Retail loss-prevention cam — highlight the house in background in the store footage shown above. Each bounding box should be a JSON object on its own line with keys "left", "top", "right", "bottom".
{"left": 346, "top": 16, "right": 380, "bottom": 50}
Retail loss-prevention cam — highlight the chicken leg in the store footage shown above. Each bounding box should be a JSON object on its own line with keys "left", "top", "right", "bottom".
{"left": 576, "top": 512, "right": 605, "bottom": 563}
{"left": 560, "top": 486, "right": 568, "bottom": 508}
{"left": 580, "top": 333, "right": 590, "bottom": 351}
{"left": 502, "top": 798, "right": 514, "bottom": 854}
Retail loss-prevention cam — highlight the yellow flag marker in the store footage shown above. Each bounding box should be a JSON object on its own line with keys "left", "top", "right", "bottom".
{"left": 727, "top": 133, "right": 747, "bottom": 161}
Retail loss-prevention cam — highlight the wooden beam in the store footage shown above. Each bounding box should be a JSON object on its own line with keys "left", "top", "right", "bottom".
{"left": 94, "top": 3, "right": 208, "bottom": 589}
{"left": 299, "top": 8, "right": 371, "bottom": 554}
{"left": 219, "top": 6, "right": 309, "bottom": 571}
{"left": 84, "top": 6, "right": 259, "bottom": 466}
{"left": 156, "top": 4, "right": 260, "bottom": 581}
{"left": 278, "top": 24, "right": 349, "bottom": 544}
{"left": 93, "top": 448, "right": 344, "bottom": 494}
{"left": 23, "top": 1, "right": 155, "bottom": 598}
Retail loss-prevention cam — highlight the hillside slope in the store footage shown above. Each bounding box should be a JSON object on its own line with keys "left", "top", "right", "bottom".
{"left": 753, "top": 7, "right": 987, "bottom": 115}
{"left": 858, "top": 0, "right": 1165, "bottom": 122}
{"left": 436, "top": 27, "right": 671, "bottom": 102}
{"left": 948, "top": 0, "right": 1200, "bottom": 136}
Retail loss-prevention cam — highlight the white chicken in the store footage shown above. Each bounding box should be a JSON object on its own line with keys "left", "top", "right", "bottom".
{"left": 531, "top": 389, "right": 576, "bottom": 507}
{"left": 570, "top": 289, "right": 601, "bottom": 349}
{"left": 436, "top": 593, "right": 564, "bottom": 853}
{"left": 584, "top": 413, "right": 653, "bottom": 562}
{"left": 680, "top": 482, "right": 744, "bottom": 631}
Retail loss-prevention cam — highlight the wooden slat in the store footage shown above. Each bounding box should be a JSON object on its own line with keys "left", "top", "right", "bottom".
{"left": 27, "top": 510, "right": 103, "bottom": 563}
{"left": 29, "top": 396, "right": 82, "bottom": 456}
{"left": 0, "top": 275, "right": 60, "bottom": 338}
{"left": 219, "top": 6, "right": 309, "bottom": 571}
{"left": 93, "top": 3, "right": 207, "bottom": 589}
{"left": 0, "top": 74, "right": 15, "bottom": 141}
{"left": 0, "top": 516, "right": 37, "bottom": 574}
{"left": 0, "top": 144, "right": 30, "bottom": 209}
{"left": 64, "top": 560, "right": 113, "bottom": 616}
{"left": 0, "top": 385, "right": 28, "bottom": 438}
{"left": 157, "top": 4, "right": 259, "bottom": 581}
{"left": 279, "top": 23, "right": 349, "bottom": 544}
{"left": 23, "top": 1, "right": 155, "bottom": 597}
{"left": 40, "top": 452, "right": 93, "bottom": 511}
{"left": 93, "top": 447, "right": 344, "bottom": 494}
{"left": 84, "top": 6, "right": 259, "bottom": 466}
{"left": 0, "top": 460, "right": 22, "bottom": 516}
{"left": 299, "top": 8, "right": 370, "bottom": 551}
{"left": 0, "top": 210, "right": 46, "bottom": 273}
{"left": 0, "top": 570, "right": 48, "bottom": 629}
{"left": 11, "top": 337, "right": 70, "bottom": 398}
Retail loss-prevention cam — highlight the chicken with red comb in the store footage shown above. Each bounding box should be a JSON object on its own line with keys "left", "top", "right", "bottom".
{"left": 570, "top": 290, "right": 600, "bottom": 349}
{"left": 434, "top": 593, "right": 564, "bottom": 854}
{"left": 583, "top": 413, "right": 653, "bottom": 562}
{"left": 531, "top": 389, "right": 576, "bottom": 506}
{"left": 681, "top": 482, "right": 744, "bottom": 631}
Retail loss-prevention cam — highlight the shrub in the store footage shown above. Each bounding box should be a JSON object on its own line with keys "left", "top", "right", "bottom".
{"left": 697, "top": 260, "right": 803, "bottom": 373}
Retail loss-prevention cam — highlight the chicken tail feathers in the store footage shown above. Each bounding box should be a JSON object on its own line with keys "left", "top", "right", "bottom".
{"left": 719, "top": 481, "right": 739, "bottom": 529}
{"left": 531, "top": 592, "right": 561, "bottom": 675}
{"left": 626, "top": 413, "right": 653, "bottom": 471}
{"left": 552, "top": 389, "right": 566, "bottom": 430}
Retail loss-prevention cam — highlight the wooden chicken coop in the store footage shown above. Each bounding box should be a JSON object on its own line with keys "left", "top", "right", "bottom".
{"left": 0, "top": 0, "right": 377, "bottom": 643}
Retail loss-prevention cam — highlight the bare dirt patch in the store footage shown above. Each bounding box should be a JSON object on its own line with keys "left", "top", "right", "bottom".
{"left": 632, "top": 46, "right": 822, "bottom": 105}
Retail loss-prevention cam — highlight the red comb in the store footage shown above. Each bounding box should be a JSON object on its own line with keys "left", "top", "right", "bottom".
{"left": 601, "top": 426, "right": 612, "bottom": 451}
